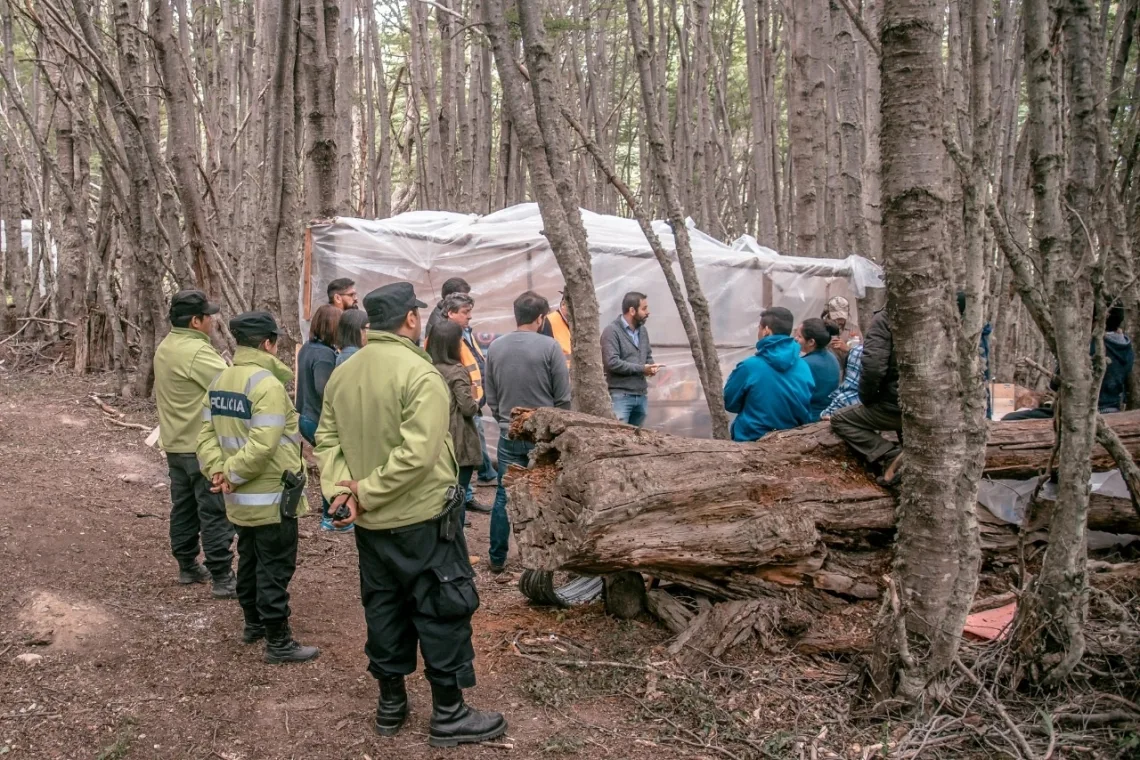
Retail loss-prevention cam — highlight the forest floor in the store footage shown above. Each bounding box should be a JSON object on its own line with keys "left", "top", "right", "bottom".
{"left": 2, "top": 368, "right": 1140, "bottom": 760}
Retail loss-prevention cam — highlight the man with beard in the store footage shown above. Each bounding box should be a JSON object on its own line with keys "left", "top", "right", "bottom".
{"left": 482, "top": 291, "right": 572, "bottom": 573}
{"left": 600, "top": 291, "right": 662, "bottom": 427}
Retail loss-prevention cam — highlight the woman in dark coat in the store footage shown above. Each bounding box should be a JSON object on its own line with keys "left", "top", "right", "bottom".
{"left": 296, "top": 304, "right": 343, "bottom": 531}
{"left": 427, "top": 320, "right": 483, "bottom": 528}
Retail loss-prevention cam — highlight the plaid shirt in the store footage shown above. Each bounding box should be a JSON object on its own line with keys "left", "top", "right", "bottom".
{"left": 822, "top": 343, "right": 864, "bottom": 418}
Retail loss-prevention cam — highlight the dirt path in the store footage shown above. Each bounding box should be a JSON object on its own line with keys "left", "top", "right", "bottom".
{"left": 0, "top": 374, "right": 682, "bottom": 760}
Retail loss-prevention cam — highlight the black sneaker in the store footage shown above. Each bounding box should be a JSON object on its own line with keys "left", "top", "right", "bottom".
{"left": 489, "top": 563, "right": 505, "bottom": 575}
{"left": 178, "top": 564, "right": 211, "bottom": 585}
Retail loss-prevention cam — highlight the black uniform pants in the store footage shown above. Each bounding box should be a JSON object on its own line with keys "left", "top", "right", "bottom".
{"left": 830, "top": 402, "right": 903, "bottom": 464}
{"left": 236, "top": 519, "right": 298, "bottom": 626}
{"left": 355, "top": 519, "right": 479, "bottom": 688}
{"left": 168, "top": 453, "right": 235, "bottom": 577}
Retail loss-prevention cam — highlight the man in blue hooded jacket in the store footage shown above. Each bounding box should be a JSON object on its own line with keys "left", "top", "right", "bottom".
{"left": 724, "top": 307, "right": 815, "bottom": 442}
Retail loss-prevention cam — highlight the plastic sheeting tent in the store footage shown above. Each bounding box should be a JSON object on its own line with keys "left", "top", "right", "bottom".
{"left": 301, "top": 203, "right": 884, "bottom": 438}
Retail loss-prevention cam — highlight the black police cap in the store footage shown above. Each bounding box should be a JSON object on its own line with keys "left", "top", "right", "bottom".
{"left": 169, "top": 289, "right": 221, "bottom": 321}
{"left": 363, "top": 282, "right": 428, "bottom": 325}
{"left": 229, "top": 311, "right": 279, "bottom": 342}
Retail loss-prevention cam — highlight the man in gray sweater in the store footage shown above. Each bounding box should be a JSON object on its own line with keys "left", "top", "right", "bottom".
{"left": 484, "top": 291, "right": 572, "bottom": 573}
{"left": 600, "top": 292, "right": 661, "bottom": 427}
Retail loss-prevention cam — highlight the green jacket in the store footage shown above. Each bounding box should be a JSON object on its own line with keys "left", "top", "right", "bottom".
{"left": 196, "top": 347, "right": 305, "bottom": 527}
{"left": 154, "top": 328, "right": 229, "bottom": 453}
{"left": 316, "top": 331, "right": 458, "bottom": 530}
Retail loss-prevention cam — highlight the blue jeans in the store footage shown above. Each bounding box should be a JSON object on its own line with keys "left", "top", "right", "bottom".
{"left": 467, "top": 415, "right": 496, "bottom": 502}
{"left": 490, "top": 435, "right": 535, "bottom": 568}
{"left": 612, "top": 392, "right": 649, "bottom": 427}
{"left": 475, "top": 414, "right": 496, "bottom": 481}
{"left": 298, "top": 416, "right": 330, "bottom": 519}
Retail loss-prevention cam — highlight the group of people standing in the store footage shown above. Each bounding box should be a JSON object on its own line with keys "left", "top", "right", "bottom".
{"left": 153, "top": 281, "right": 507, "bottom": 748}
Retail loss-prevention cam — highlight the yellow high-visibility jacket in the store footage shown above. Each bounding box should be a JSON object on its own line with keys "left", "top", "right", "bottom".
{"left": 154, "top": 328, "right": 228, "bottom": 453}
{"left": 316, "top": 331, "right": 458, "bottom": 531}
{"left": 196, "top": 347, "right": 305, "bottom": 527}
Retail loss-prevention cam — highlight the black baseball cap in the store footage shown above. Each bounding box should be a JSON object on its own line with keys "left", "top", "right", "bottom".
{"left": 229, "top": 311, "right": 279, "bottom": 343}
{"left": 363, "top": 282, "right": 428, "bottom": 326}
{"left": 169, "top": 289, "right": 220, "bottom": 322}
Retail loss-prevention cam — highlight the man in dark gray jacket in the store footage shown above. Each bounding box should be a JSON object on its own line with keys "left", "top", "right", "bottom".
{"left": 829, "top": 309, "right": 904, "bottom": 486}
{"left": 600, "top": 292, "right": 661, "bottom": 427}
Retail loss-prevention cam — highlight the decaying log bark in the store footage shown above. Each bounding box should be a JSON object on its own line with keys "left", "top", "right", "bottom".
{"left": 506, "top": 408, "right": 1140, "bottom": 602}
{"left": 666, "top": 598, "right": 781, "bottom": 668}
{"left": 646, "top": 588, "right": 695, "bottom": 634}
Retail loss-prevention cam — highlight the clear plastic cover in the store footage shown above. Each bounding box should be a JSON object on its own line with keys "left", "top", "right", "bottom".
{"left": 303, "top": 203, "right": 884, "bottom": 438}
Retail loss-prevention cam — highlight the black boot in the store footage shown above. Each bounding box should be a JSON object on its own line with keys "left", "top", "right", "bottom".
{"left": 178, "top": 563, "right": 210, "bottom": 585}
{"left": 374, "top": 676, "right": 409, "bottom": 737}
{"left": 212, "top": 571, "right": 238, "bottom": 600}
{"left": 263, "top": 622, "right": 320, "bottom": 664}
{"left": 242, "top": 621, "right": 266, "bottom": 644}
{"left": 428, "top": 682, "right": 507, "bottom": 748}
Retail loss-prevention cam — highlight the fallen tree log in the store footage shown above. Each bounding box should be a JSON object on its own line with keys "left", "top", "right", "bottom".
{"left": 506, "top": 409, "right": 1140, "bottom": 602}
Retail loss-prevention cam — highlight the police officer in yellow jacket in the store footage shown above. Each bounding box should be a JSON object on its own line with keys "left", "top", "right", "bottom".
{"left": 316, "top": 282, "right": 506, "bottom": 747}
{"left": 196, "top": 311, "right": 319, "bottom": 664}
{"left": 153, "top": 290, "right": 235, "bottom": 596}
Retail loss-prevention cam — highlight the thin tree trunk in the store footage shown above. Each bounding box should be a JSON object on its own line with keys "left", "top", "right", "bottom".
{"left": 485, "top": 0, "right": 613, "bottom": 418}
{"left": 1013, "top": 0, "right": 1102, "bottom": 686}
{"left": 869, "top": 0, "right": 983, "bottom": 704}
{"left": 299, "top": 0, "right": 340, "bottom": 219}
{"left": 257, "top": 0, "right": 303, "bottom": 351}
{"left": 336, "top": 0, "right": 355, "bottom": 214}
{"left": 626, "top": 0, "right": 730, "bottom": 440}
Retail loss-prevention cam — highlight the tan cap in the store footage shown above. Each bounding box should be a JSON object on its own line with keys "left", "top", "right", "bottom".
{"left": 826, "top": 296, "right": 850, "bottom": 322}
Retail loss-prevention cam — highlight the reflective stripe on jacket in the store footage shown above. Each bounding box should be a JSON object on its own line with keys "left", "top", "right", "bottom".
{"left": 196, "top": 347, "right": 304, "bottom": 527}
{"left": 547, "top": 310, "right": 572, "bottom": 368}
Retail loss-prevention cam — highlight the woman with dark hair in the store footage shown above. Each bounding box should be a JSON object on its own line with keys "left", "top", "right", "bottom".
{"left": 797, "top": 317, "right": 841, "bottom": 420}
{"left": 427, "top": 320, "right": 483, "bottom": 528}
{"left": 296, "top": 304, "right": 345, "bottom": 531}
{"left": 335, "top": 308, "right": 369, "bottom": 366}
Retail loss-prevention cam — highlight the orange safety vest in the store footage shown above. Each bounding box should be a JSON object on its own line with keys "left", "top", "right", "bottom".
{"left": 425, "top": 327, "right": 485, "bottom": 403}
{"left": 460, "top": 338, "right": 485, "bottom": 403}
{"left": 547, "top": 310, "right": 572, "bottom": 368}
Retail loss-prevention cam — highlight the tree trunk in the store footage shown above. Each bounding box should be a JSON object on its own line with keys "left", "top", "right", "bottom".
{"left": 505, "top": 408, "right": 1140, "bottom": 599}
{"left": 151, "top": 0, "right": 221, "bottom": 300}
{"left": 870, "top": 0, "right": 984, "bottom": 704}
{"left": 299, "top": 0, "right": 340, "bottom": 219}
{"left": 1, "top": 0, "right": 26, "bottom": 334}
{"left": 484, "top": 0, "right": 612, "bottom": 418}
{"left": 625, "top": 0, "right": 730, "bottom": 440}
{"left": 1013, "top": 0, "right": 1102, "bottom": 686}
{"left": 832, "top": 2, "right": 868, "bottom": 260}
{"left": 256, "top": 0, "right": 303, "bottom": 351}
{"left": 335, "top": 0, "right": 355, "bottom": 214}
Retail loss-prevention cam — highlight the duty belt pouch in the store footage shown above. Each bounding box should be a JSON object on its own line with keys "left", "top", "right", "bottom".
{"left": 279, "top": 469, "right": 306, "bottom": 520}
{"left": 438, "top": 484, "right": 465, "bottom": 542}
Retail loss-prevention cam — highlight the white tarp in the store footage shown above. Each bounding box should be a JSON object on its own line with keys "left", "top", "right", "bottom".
{"left": 303, "top": 203, "right": 884, "bottom": 438}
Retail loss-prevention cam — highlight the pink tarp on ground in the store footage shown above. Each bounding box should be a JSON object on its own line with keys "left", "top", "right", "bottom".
{"left": 963, "top": 602, "right": 1017, "bottom": 641}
